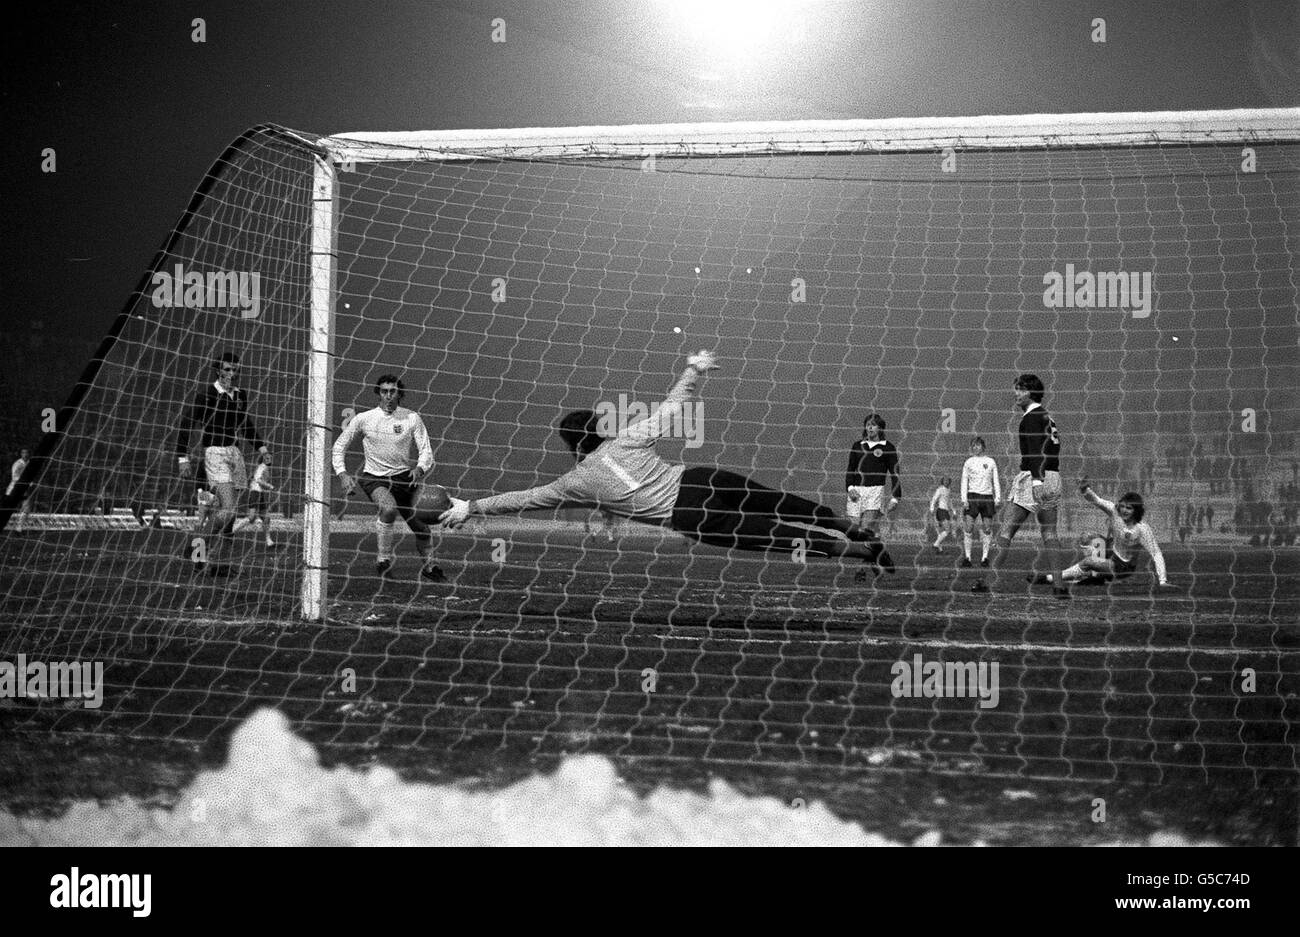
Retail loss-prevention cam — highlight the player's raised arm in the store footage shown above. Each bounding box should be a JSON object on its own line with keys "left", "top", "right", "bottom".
{"left": 1078, "top": 477, "right": 1117, "bottom": 516}
{"left": 621, "top": 351, "right": 717, "bottom": 443}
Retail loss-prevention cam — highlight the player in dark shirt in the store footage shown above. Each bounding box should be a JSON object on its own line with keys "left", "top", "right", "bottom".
{"left": 844, "top": 414, "right": 902, "bottom": 541}
{"left": 972, "top": 374, "right": 1066, "bottom": 596}
{"left": 176, "top": 352, "right": 270, "bottom": 574}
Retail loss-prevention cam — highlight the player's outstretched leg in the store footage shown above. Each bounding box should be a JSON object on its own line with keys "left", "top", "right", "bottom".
{"left": 671, "top": 467, "right": 895, "bottom": 578}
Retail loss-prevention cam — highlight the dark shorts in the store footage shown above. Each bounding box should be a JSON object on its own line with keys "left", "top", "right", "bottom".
{"left": 1106, "top": 549, "right": 1137, "bottom": 578}
{"left": 965, "top": 494, "right": 996, "bottom": 519}
{"left": 934, "top": 509, "right": 951, "bottom": 523}
{"left": 248, "top": 491, "right": 268, "bottom": 512}
{"left": 670, "top": 466, "right": 845, "bottom": 556}
{"left": 359, "top": 471, "right": 418, "bottom": 510}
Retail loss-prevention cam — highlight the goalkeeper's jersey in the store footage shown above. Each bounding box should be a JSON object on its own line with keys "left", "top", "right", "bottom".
{"left": 332, "top": 406, "right": 433, "bottom": 477}
{"left": 470, "top": 368, "right": 699, "bottom": 523}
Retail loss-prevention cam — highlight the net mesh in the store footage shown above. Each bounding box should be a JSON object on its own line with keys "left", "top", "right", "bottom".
{"left": 1, "top": 119, "right": 1296, "bottom": 784}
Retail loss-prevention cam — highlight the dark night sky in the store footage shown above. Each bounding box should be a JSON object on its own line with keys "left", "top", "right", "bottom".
{"left": 6, "top": 1, "right": 1295, "bottom": 338}
{"left": 1, "top": 0, "right": 1296, "bottom": 480}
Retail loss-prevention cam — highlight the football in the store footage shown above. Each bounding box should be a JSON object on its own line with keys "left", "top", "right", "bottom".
{"left": 419, "top": 484, "right": 453, "bottom": 516}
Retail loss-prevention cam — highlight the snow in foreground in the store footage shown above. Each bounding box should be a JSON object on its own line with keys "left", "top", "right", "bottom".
{"left": 1, "top": 709, "right": 1213, "bottom": 846}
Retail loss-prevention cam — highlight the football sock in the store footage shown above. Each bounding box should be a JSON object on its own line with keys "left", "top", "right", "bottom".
{"left": 963, "top": 531, "right": 972, "bottom": 559}
{"left": 376, "top": 519, "right": 396, "bottom": 560}
{"left": 980, "top": 531, "right": 991, "bottom": 559}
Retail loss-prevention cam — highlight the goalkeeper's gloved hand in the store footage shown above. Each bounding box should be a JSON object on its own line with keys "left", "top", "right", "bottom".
{"left": 687, "top": 350, "right": 719, "bottom": 373}
{"left": 439, "top": 497, "right": 471, "bottom": 529}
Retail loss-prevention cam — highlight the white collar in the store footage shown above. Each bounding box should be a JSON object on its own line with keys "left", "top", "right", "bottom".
{"left": 213, "top": 381, "right": 235, "bottom": 398}
{"left": 1023, "top": 401, "right": 1041, "bottom": 414}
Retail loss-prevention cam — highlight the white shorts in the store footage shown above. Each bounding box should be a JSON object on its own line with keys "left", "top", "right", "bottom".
{"left": 1009, "top": 470, "right": 1061, "bottom": 512}
{"left": 203, "top": 446, "right": 248, "bottom": 489}
{"left": 846, "top": 485, "right": 886, "bottom": 518}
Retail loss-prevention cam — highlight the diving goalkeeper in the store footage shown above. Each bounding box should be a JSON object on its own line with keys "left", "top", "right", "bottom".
{"left": 437, "top": 352, "right": 895, "bottom": 575}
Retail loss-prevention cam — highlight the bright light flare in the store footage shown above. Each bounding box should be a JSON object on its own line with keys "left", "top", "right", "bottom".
{"left": 665, "top": 0, "right": 809, "bottom": 65}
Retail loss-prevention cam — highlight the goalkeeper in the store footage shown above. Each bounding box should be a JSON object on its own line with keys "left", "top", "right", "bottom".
{"left": 437, "top": 352, "right": 894, "bottom": 575}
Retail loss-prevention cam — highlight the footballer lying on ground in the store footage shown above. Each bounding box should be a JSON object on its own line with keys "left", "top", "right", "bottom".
{"left": 436, "top": 352, "right": 895, "bottom": 575}
{"left": 1030, "top": 476, "right": 1174, "bottom": 593}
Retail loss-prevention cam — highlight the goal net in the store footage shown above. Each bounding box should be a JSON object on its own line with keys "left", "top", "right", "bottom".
{"left": 1, "top": 112, "right": 1296, "bottom": 785}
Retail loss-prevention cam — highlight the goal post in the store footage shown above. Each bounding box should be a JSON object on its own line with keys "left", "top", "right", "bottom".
{"left": 303, "top": 155, "right": 338, "bottom": 621}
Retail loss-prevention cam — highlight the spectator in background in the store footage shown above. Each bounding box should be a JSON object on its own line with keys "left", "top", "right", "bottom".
{"left": 1205, "top": 504, "right": 1215, "bottom": 532}
{"left": 7, "top": 447, "right": 32, "bottom": 529}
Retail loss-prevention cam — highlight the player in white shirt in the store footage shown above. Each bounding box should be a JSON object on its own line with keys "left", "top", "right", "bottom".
{"left": 1033, "top": 477, "right": 1174, "bottom": 594}
{"left": 233, "top": 454, "right": 277, "bottom": 546}
{"left": 7, "top": 447, "right": 32, "bottom": 531}
{"left": 332, "top": 374, "right": 443, "bottom": 580}
{"left": 928, "top": 477, "right": 956, "bottom": 551}
{"left": 959, "top": 436, "right": 1001, "bottom": 567}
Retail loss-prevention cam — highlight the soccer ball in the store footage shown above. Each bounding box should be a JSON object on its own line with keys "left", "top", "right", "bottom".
{"left": 419, "top": 484, "right": 453, "bottom": 516}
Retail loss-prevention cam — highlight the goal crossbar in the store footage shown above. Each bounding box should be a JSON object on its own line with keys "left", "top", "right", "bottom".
{"left": 322, "top": 109, "right": 1300, "bottom": 163}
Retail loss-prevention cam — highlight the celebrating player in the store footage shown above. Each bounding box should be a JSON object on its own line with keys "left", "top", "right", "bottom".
{"left": 233, "top": 452, "right": 277, "bottom": 547}
{"left": 177, "top": 353, "right": 270, "bottom": 574}
{"left": 436, "top": 352, "right": 894, "bottom": 576}
{"left": 928, "top": 476, "right": 956, "bottom": 552}
{"left": 971, "top": 374, "right": 1066, "bottom": 597}
{"left": 333, "top": 373, "right": 444, "bottom": 581}
{"left": 845, "top": 414, "right": 902, "bottom": 538}
{"left": 1031, "top": 477, "right": 1173, "bottom": 593}
{"left": 959, "top": 436, "right": 1001, "bottom": 567}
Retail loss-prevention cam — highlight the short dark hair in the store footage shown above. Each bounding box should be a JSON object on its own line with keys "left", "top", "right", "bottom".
{"left": 941, "top": 476, "right": 952, "bottom": 487}
{"left": 374, "top": 374, "right": 405, "bottom": 393}
{"left": 1118, "top": 491, "right": 1145, "bottom": 522}
{"left": 213, "top": 352, "right": 240, "bottom": 370}
{"left": 1014, "top": 373, "right": 1045, "bottom": 402}
{"left": 970, "top": 436, "right": 985, "bottom": 449}
{"left": 863, "top": 413, "right": 886, "bottom": 431}
{"left": 558, "top": 410, "right": 604, "bottom": 456}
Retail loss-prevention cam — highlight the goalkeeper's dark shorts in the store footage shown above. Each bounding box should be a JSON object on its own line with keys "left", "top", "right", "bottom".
{"left": 670, "top": 466, "right": 848, "bottom": 556}
{"left": 359, "top": 471, "right": 418, "bottom": 509}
